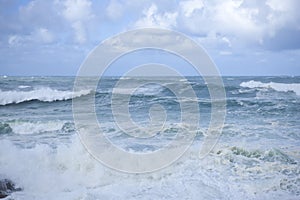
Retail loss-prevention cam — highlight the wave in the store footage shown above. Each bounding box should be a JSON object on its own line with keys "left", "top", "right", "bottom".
{"left": 0, "top": 138, "right": 107, "bottom": 199}
{"left": 112, "top": 84, "right": 163, "bottom": 96}
{"left": 18, "top": 85, "right": 31, "bottom": 89}
{"left": 0, "top": 137, "right": 239, "bottom": 199}
{"left": 240, "top": 80, "right": 300, "bottom": 95}
{"left": 0, "top": 121, "right": 75, "bottom": 135}
{"left": 229, "top": 146, "right": 297, "bottom": 164}
{"left": 208, "top": 145, "right": 300, "bottom": 196}
{"left": 0, "top": 88, "right": 92, "bottom": 105}
{"left": 1, "top": 138, "right": 299, "bottom": 199}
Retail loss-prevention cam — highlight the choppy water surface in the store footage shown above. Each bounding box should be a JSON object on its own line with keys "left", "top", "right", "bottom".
{"left": 0, "top": 76, "right": 299, "bottom": 199}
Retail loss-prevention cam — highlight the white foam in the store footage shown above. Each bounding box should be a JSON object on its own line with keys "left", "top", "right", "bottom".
{"left": 0, "top": 137, "right": 298, "bottom": 199}
{"left": 0, "top": 138, "right": 230, "bottom": 200}
{"left": 240, "top": 80, "right": 300, "bottom": 95}
{"left": 0, "top": 87, "right": 92, "bottom": 105}
{"left": 0, "top": 138, "right": 107, "bottom": 199}
{"left": 9, "top": 121, "right": 66, "bottom": 135}
{"left": 0, "top": 136, "right": 217, "bottom": 197}
{"left": 113, "top": 85, "right": 163, "bottom": 96}
{"left": 18, "top": 85, "right": 31, "bottom": 89}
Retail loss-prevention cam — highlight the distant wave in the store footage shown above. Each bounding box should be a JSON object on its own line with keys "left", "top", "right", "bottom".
{"left": 240, "top": 80, "right": 300, "bottom": 95}
{"left": 112, "top": 84, "right": 163, "bottom": 96}
{"left": 0, "top": 87, "right": 92, "bottom": 105}
{"left": 18, "top": 85, "right": 31, "bottom": 89}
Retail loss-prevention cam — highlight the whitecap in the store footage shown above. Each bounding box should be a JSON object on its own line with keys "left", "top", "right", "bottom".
{"left": 9, "top": 121, "right": 66, "bottom": 135}
{"left": 240, "top": 80, "right": 300, "bottom": 95}
{"left": 0, "top": 87, "right": 92, "bottom": 105}
{"left": 18, "top": 85, "right": 31, "bottom": 89}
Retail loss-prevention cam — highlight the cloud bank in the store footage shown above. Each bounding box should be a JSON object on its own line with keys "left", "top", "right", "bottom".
{"left": 0, "top": 0, "right": 299, "bottom": 75}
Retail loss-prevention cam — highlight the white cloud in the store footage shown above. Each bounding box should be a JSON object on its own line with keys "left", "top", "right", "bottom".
{"left": 219, "top": 51, "right": 232, "bottom": 55}
{"left": 266, "top": 0, "right": 292, "bottom": 12}
{"left": 213, "top": 1, "right": 262, "bottom": 39}
{"left": 71, "top": 21, "right": 86, "bottom": 44}
{"left": 7, "top": 27, "right": 54, "bottom": 47}
{"left": 8, "top": 35, "right": 23, "bottom": 47}
{"left": 175, "top": 0, "right": 300, "bottom": 49}
{"left": 222, "top": 37, "right": 232, "bottom": 47}
{"left": 34, "top": 28, "right": 55, "bottom": 43}
{"left": 1, "top": 0, "right": 300, "bottom": 76}
{"left": 3, "top": 0, "right": 300, "bottom": 51}
{"left": 62, "top": 0, "right": 93, "bottom": 21}
{"left": 135, "top": 4, "right": 178, "bottom": 28}
{"left": 19, "top": 0, "right": 63, "bottom": 31}
{"left": 180, "top": 0, "right": 204, "bottom": 17}
{"left": 264, "top": 0, "right": 299, "bottom": 36}
{"left": 106, "top": 0, "right": 123, "bottom": 20}
{"left": 4, "top": 0, "right": 100, "bottom": 46}
{"left": 61, "top": 0, "right": 94, "bottom": 43}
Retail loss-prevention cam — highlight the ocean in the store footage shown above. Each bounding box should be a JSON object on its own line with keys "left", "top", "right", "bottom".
{"left": 0, "top": 76, "right": 299, "bottom": 199}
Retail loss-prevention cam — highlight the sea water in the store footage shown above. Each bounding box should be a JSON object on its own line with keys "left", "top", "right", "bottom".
{"left": 0, "top": 76, "right": 299, "bottom": 199}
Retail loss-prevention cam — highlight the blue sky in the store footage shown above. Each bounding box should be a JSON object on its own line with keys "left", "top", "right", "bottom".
{"left": 0, "top": 0, "right": 300, "bottom": 76}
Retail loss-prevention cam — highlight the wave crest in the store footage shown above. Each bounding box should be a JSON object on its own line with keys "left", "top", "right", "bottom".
{"left": 0, "top": 88, "right": 92, "bottom": 105}
{"left": 240, "top": 80, "right": 300, "bottom": 95}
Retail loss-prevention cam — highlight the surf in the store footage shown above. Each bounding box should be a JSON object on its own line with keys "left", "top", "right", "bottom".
{"left": 0, "top": 88, "right": 92, "bottom": 106}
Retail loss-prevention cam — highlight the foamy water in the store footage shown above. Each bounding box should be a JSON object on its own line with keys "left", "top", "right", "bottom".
{"left": 240, "top": 80, "right": 300, "bottom": 95}
{"left": 0, "top": 76, "right": 299, "bottom": 199}
{"left": 0, "top": 87, "right": 92, "bottom": 105}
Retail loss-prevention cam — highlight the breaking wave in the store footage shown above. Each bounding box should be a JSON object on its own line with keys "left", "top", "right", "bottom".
{"left": 0, "top": 88, "right": 92, "bottom": 105}
{"left": 240, "top": 80, "right": 300, "bottom": 95}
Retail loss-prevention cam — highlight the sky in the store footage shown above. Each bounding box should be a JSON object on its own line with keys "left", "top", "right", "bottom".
{"left": 0, "top": 0, "right": 300, "bottom": 76}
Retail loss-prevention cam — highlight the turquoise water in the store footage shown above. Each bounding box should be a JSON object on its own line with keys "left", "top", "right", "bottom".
{"left": 0, "top": 76, "right": 299, "bottom": 199}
